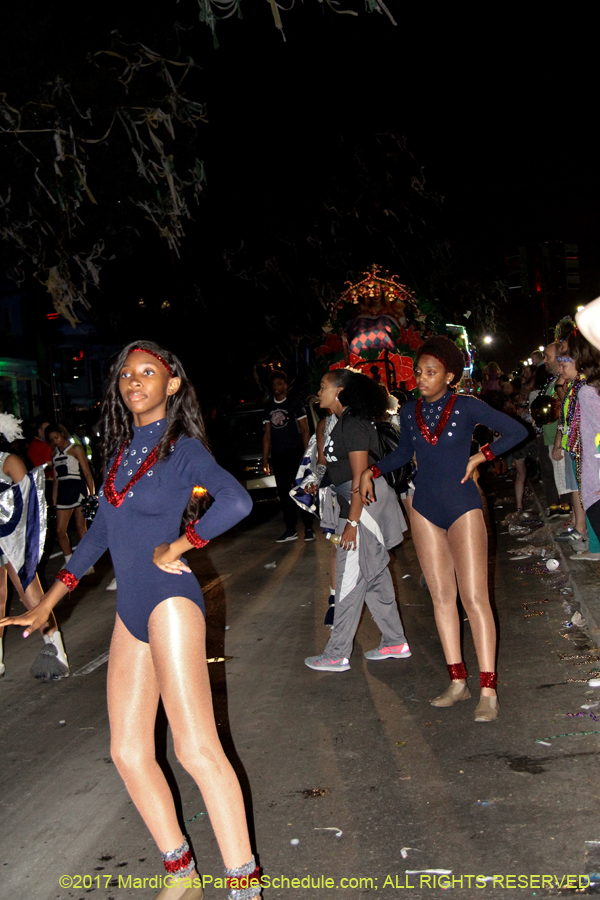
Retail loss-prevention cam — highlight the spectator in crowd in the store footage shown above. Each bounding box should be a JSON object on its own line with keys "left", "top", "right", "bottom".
{"left": 262, "top": 370, "right": 314, "bottom": 543}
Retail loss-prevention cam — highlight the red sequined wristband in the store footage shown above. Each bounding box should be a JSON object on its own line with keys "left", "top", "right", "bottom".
{"left": 185, "top": 521, "right": 209, "bottom": 549}
{"left": 369, "top": 464, "right": 382, "bottom": 479}
{"left": 56, "top": 569, "right": 79, "bottom": 591}
{"left": 480, "top": 443, "right": 495, "bottom": 462}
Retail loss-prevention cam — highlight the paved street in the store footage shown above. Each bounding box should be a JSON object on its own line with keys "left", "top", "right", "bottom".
{"left": 2, "top": 479, "right": 600, "bottom": 900}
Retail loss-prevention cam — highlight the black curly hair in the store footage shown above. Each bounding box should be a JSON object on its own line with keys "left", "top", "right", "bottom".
{"left": 566, "top": 331, "right": 600, "bottom": 392}
{"left": 101, "top": 340, "right": 210, "bottom": 527}
{"left": 327, "top": 369, "right": 390, "bottom": 421}
{"left": 416, "top": 336, "right": 465, "bottom": 387}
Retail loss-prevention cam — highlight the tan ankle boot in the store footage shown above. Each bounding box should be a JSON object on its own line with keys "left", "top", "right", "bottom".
{"left": 430, "top": 681, "right": 471, "bottom": 707}
{"left": 474, "top": 694, "right": 499, "bottom": 722}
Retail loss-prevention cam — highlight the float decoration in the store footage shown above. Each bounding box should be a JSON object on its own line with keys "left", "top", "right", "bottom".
{"left": 315, "top": 264, "right": 439, "bottom": 392}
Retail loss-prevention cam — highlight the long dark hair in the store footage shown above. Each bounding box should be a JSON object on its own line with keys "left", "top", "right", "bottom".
{"left": 101, "top": 340, "right": 210, "bottom": 527}
{"left": 327, "top": 369, "right": 390, "bottom": 421}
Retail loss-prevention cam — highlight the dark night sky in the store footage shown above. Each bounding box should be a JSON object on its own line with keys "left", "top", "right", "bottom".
{"left": 2, "top": 1, "right": 599, "bottom": 377}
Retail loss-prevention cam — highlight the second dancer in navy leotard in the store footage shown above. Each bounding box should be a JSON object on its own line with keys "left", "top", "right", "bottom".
{"left": 360, "top": 336, "right": 527, "bottom": 722}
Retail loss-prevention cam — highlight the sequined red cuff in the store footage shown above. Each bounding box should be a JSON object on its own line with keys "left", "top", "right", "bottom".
{"left": 185, "top": 522, "right": 209, "bottom": 549}
{"left": 447, "top": 661, "right": 468, "bottom": 681}
{"left": 480, "top": 671, "right": 497, "bottom": 690}
{"left": 226, "top": 867, "right": 261, "bottom": 890}
{"left": 56, "top": 569, "right": 79, "bottom": 591}
{"left": 163, "top": 848, "right": 193, "bottom": 874}
{"left": 480, "top": 443, "right": 495, "bottom": 461}
{"left": 369, "top": 464, "right": 382, "bottom": 479}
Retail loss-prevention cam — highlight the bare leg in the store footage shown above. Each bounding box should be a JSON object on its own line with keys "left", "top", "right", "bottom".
{"left": 410, "top": 508, "right": 462, "bottom": 671}
{"left": 447, "top": 509, "right": 496, "bottom": 696}
{"left": 514, "top": 458, "right": 526, "bottom": 509}
{"left": 0, "top": 566, "right": 7, "bottom": 668}
{"left": 108, "top": 604, "right": 252, "bottom": 873}
{"left": 73, "top": 506, "right": 88, "bottom": 543}
{"left": 108, "top": 615, "right": 185, "bottom": 853}
{"left": 149, "top": 597, "right": 252, "bottom": 869}
{"left": 571, "top": 489, "right": 587, "bottom": 535}
{"left": 55, "top": 508, "right": 74, "bottom": 559}
{"left": 5, "top": 564, "right": 57, "bottom": 636}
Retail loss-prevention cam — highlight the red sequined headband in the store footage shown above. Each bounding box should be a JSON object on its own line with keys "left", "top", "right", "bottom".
{"left": 129, "top": 347, "right": 173, "bottom": 377}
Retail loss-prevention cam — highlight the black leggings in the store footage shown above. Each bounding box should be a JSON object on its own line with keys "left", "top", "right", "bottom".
{"left": 271, "top": 450, "right": 313, "bottom": 533}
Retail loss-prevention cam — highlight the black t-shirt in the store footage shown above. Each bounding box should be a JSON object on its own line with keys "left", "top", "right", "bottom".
{"left": 263, "top": 396, "right": 307, "bottom": 455}
{"left": 324, "top": 411, "right": 379, "bottom": 487}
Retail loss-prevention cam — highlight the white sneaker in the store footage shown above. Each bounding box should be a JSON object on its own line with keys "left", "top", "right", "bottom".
{"left": 570, "top": 550, "right": 600, "bottom": 561}
{"left": 106, "top": 577, "right": 117, "bottom": 591}
{"left": 43, "top": 631, "right": 69, "bottom": 676}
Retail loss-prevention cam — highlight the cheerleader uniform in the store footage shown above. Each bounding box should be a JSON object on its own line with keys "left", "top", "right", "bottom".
{"left": 54, "top": 446, "right": 87, "bottom": 509}
{"left": 377, "top": 391, "right": 527, "bottom": 529}
{"left": 55, "top": 418, "right": 253, "bottom": 642}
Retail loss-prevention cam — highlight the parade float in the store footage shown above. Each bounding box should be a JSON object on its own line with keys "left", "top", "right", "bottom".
{"left": 314, "top": 265, "right": 471, "bottom": 392}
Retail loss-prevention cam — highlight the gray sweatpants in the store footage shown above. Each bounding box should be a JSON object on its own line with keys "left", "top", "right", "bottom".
{"left": 323, "top": 520, "right": 406, "bottom": 659}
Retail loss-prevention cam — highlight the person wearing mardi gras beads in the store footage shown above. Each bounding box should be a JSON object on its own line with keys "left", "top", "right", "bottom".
{"left": 552, "top": 344, "right": 591, "bottom": 551}
{"left": 0, "top": 342, "right": 260, "bottom": 900}
{"left": 360, "top": 336, "right": 527, "bottom": 722}
{"left": 553, "top": 330, "right": 600, "bottom": 561}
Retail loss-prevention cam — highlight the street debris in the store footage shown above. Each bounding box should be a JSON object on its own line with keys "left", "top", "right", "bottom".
{"left": 400, "top": 848, "right": 422, "bottom": 859}
{"left": 567, "top": 711, "right": 600, "bottom": 722}
{"left": 536, "top": 729, "right": 600, "bottom": 742}
{"left": 406, "top": 870, "right": 452, "bottom": 876}
{"left": 314, "top": 827, "right": 343, "bottom": 838}
{"left": 185, "top": 811, "right": 209, "bottom": 824}
{"left": 264, "top": 562, "right": 277, "bottom": 569}
{"left": 299, "top": 788, "right": 330, "bottom": 798}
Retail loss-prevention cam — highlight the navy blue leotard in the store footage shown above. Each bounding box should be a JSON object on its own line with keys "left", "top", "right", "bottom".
{"left": 60, "top": 418, "right": 253, "bottom": 642}
{"left": 377, "top": 392, "right": 527, "bottom": 531}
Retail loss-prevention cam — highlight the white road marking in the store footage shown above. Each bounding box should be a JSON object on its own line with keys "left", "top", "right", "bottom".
{"left": 73, "top": 650, "right": 110, "bottom": 676}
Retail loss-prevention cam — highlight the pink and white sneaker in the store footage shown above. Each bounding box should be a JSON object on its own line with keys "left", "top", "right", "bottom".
{"left": 364, "top": 643, "right": 411, "bottom": 660}
{"left": 304, "top": 654, "right": 350, "bottom": 672}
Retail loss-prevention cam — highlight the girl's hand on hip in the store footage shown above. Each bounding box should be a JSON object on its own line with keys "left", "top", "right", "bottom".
{"left": 153, "top": 542, "right": 192, "bottom": 574}
{"left": 461, "top": 453, "right": 483, "bottom": 484}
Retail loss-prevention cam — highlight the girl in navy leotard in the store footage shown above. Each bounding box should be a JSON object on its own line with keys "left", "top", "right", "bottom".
{"left": 360, "top": 337, "right": 527, "bottom": 723}
{"left": 0, "top": 342, "right": 261, "bottom": 900}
